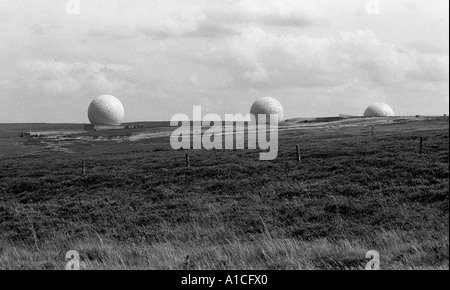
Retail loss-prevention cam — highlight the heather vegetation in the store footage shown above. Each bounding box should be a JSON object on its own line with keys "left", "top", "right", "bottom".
{"left": 0, "top": 117, "right": 448, "bottom": 269}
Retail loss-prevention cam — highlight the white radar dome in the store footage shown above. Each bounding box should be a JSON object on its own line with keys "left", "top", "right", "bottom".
{"left": 250, "top": 97, "right": 284, "bottom": 123}
{"left": 88, "top": 95, "right": 125, "bottom": 126}
{"left": 364, "top": 103, "right": 395, "bottom": 117}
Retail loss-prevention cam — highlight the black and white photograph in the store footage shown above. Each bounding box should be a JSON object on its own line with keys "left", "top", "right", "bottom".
{"left": 0, "top": 0, "right": 448, "bottom": 274}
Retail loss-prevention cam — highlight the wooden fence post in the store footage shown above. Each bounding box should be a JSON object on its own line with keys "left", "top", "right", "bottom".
{"left": 419, "top": 137, "right": 423, "bottom": 154}
{"left": 185, "top": 153, "right": 190, "bottom": 167}
{"left": 82, "top": 159, "right": 86, "bottom": 175}
{"left": 296, "top": 144, "right": 301, "bottom": 163}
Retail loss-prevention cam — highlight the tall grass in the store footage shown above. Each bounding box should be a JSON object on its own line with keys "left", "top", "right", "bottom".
{"left": 1, "top": 228, "right": 448, "bottom": 270}
{"left": 0, "top": 118, "right": 448, "bottom": 270}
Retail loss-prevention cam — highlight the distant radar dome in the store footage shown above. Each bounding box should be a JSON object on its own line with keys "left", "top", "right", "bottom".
{"left": 250, "top": 97, "right": 284, "bottom": 123}
{"left": 88, "top": 95, "right": 125, "bottom": 126}
{"left": 364, "top": 103, "right": 395, "bottom": 117}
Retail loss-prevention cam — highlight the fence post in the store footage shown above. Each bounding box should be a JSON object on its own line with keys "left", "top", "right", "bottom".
{"left": 185, "top": 153, "right": 190, "bottom": 167}
{"left": 296, "top": 144, "right": 301, "bottom": 163}
{"left": 82, "top": 159, "right": 86, "bottom": 175}
{"left": 419, "top": 137, "right": 423, "bottom": 154}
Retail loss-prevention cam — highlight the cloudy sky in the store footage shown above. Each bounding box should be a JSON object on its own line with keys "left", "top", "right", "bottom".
{"left": 0, "top": 0, "right": 448, "bottom": 123}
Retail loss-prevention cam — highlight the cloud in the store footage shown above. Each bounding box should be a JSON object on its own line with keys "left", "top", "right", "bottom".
{"left": 198, "top": 28, "right": 449, "bottom": 89}
{"left": 88, "top": 26, "right": 141, "bottom": 39}
{"left": 404, "top": 1, "right": 418, "bottom": 10}
{"left": 29, "top": 25, "right": 59, "bottom": 35}
{"left": 19, "top": 60, "right": 134, "bottom": 97}
{"left": 404, "top": 40, "right": 449, "bottom": 55}
{"left": 0, "top": 0, "right": 448, "bottom": 122}
{"left": 139, "top": 13, "right": 236, "bottom": 39}
{"left": 87, "top": 8, "right": 236, "bottom": 39}
{"left": 87, "top": 0, "right": 325, "bottom": 40}
{"left": 229, "top": 0, "right": 325, "bottom": 27}
{"left": 407, "top": 52, "right": 449, "bottom": 82}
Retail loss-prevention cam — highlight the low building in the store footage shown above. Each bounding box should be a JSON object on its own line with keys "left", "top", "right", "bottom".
{"left": 84, "top": 124, "right": 126, "bottom": 131}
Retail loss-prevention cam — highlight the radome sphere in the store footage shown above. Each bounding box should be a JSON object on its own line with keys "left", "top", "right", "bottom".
{"left": 88, "top": 95, "right": 125, "bottom": 126}
{"left": 364, "top": 103, "right": 395, "bottom": 117}
{"left": 250, "top": 97, "right": 284, "bottom": 123}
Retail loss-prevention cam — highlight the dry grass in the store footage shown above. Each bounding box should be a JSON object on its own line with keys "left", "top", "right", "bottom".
{"left": 1, "top": 229, "right": 448, "bottom": 270}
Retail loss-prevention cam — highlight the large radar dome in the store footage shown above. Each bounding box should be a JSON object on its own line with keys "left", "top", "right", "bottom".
{"left": 364, "top": 102, "right": 395, "bottom": 117}
{"left": 88, "top": 95, "right": 125, "bottom": 126}
{"left": 250, "top": 97, "right": 284, "bottom": 123}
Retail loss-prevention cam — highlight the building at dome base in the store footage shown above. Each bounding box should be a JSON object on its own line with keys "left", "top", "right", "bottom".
{"left": 364, "top": 103, "right": 395, "bottom": 117}
{"left": 84, "top": 124, "right": 126, "bottom": 131}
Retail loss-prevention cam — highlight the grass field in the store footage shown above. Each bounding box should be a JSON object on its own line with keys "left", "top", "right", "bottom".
{"left": 0, "top": 116, "right": 448, "bottom": 270}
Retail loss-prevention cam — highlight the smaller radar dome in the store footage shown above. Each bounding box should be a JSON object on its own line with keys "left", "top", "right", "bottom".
{"left": 364, "top": 103, "right": 395, "bottom": 117}
{"left": 88, "top": 95, "right": 125, "bottom": 126}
